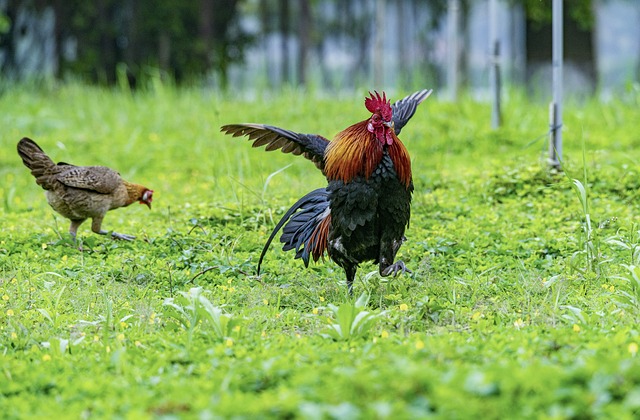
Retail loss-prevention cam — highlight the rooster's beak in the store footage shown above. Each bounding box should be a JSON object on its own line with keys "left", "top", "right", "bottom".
{"left": 384, "top": 121, "right": 394, "bottom": 129}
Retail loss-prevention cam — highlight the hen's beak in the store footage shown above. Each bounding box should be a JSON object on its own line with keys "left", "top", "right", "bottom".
{"left": 384, "top": 120, "right": 394, "bottom": 129}
{"left": 145, "top": 202, "right": 152, "bottom": 210}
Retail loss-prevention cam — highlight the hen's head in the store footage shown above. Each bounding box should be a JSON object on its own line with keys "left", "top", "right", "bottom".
{"left": 139, "top": 189, "right": 154, "bottom": 209}
{"left": 365, "top": 91, "right": 394, "bottom": 145}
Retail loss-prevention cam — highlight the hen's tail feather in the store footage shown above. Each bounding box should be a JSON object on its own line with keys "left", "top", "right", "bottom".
{"left": 17, "top": 138, "right": 57, "bottom": 189}
{"left": 257, "top": 188, "right": 330, "bottom": 274}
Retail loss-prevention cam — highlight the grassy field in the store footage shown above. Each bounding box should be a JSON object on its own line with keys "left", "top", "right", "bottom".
{"left": 2, "top": 82, "right": 640, "bottom": 418}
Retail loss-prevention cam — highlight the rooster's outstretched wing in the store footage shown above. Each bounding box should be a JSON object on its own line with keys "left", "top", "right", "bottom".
{"left": 391, "top": 89, "right": 433, "bottom": 136}
{"left": 221, "top": 124, "right": 329, "bottom": 172}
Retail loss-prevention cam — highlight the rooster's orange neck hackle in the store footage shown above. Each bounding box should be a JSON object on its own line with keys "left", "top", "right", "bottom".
{"left": 325, "top": 91, "right": 412, "bottom": 188}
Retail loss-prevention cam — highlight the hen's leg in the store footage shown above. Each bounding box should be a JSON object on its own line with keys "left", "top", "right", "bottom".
{"left": 91, "top": 216, "right": 136, "bottom": 241}
{"left": 69, "top": 219, "right": 86, "bottom": 242}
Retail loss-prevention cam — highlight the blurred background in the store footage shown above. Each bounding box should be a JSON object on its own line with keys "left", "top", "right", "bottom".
{"left": 0, "top": 0, "right": 638, "bottom": 98}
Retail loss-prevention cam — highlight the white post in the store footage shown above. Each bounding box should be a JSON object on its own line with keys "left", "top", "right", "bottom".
{"left": 489, "top": 0, "right": 501, "bottom": 128}
{"left": 447, "top": 0, "right": 460, "bottom": 100}
{"left": 549, "top": 0, "right": 563, "bottom": 168}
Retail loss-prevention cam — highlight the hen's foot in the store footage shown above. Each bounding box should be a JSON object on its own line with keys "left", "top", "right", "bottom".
{"left": 111, "top": 232, "right": 136, "bottom": 241}
{"left": 381, "top": 261, "right": 412, "bottom": 277}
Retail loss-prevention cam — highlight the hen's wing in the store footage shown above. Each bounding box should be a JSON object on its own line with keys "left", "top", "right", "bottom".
{"left": 392, "top": 89, "right": 433, "bottom": 135}
{"left": 55, "top": 165, "right": 122, "bottom": 194}
{"left": 221, "top": 124, "right": 329, "bottom": 172}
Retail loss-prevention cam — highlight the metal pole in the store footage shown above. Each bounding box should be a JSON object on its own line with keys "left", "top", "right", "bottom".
{"left": 549, "top": 0, "right": 563, "bottom": 168}
{"left": 447, "top": 0, "right": 460, "bottom": 100}
{"left": 489, "top": 0, "right": 501, "bottom": 128}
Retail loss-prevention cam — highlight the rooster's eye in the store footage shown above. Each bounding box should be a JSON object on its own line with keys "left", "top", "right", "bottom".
{"left": 372, "top": 114, "right": 380, "bottom": 122}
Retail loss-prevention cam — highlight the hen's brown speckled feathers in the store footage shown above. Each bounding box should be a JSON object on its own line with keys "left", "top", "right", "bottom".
{"left": 17, "top": 137, "right": 153, "bottom": 242}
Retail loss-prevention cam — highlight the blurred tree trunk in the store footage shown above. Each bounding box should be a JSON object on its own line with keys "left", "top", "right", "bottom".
{"left": 97, "top": 0, "right": 115, "bottom": 83}
{"left": 297, "top": 0, "right": 310, "bottom": 86}
{"left": 397, "top": 0, "right": 407, "bottom": 89}
{"left": 259, "top": 0, "right": 273, "bottom": 87}
{"left": 199, "top": 0, "right": 214, "bottom": 72}
{"left": 279, "top": 0, "right": 289, "bottom": 84}
{"left": 158, "top": 31, "right": 170, "bottom": 74}
{"left": 373, "top": 0, "right": 384, "bottom": 87}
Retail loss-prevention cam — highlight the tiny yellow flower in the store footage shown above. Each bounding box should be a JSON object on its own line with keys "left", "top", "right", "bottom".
{"left": 62, "top": 255, "right": 68, "bottom": 262}
{"left": 11, "top": 278, "right": 17, "bottom": 284}
{"left": 319, "top": 296, "right": 325, "bottom": 302}
{"left": 6, "top": 309, "right": 14, "bottom": 316}
{"left": 106, "top": 346, "right": 111, "bottom": 353}
{"left": 513, "top": 318, "right": 524, "bottom": 329}
{"left": 399, "top": 303, "right": 409, "bottom": 311}
{"left": 117, "top": 333, "right": 125, "bottom": 341}
{"left": 93, "top": 335, "right": 100, "bottom": 342}
{"left": 261, "top": 331, "right": 267, "bottom": 338}
{"left": 11, "top": 332, "right": 17, "bottom": 339}
{"left": 134, "top": 340, "right": 142, "bottom": 347}
{"left": 471, "top": 311, "right": 483, "bottom": 321}
{"left": 275, "top": 312, "right": 281, "bottom": 319}
{"left": 609, "top": 285, "right": 615, "bottom": 292}
{"left": 42, "top": 354, "right": 51, "bottom": 361}
{"left": 629, "top": 342, "right": 639, "bottom": 356}
{"left": 312, "top": 308, "right": 319, "bottom": 315}
{"left": 120, "top": 321, "right": 127, "bottom": 328}
{"left": 90, "top": 302, "right": 95, "bottom": 309}
{"left": 2, "top": 294, "right": 9, "bottom": 301}
{"left": 233, "top": 325, "right": 241, "bottom": 332}
{"left": 415, "top": 340, "right": 425, "bottom": 350}
{"left": 41, "top": 243, "right": 47, "bottom": 250}
{"left": 263, "top": 299, "right": 269, "bottom": 305}
{"left": 381, "top": 330, "right": 389, "bottom": 339}
{"left": 296, "top": 333, "right": 301, "bottom": 338}
{"left": 572, "top": 324, "right": 581, "bottom": 332}
{"left": 228, "top": 287, "right": 236, "bottom": 293}
{"left": 225, "top": 338, "right": 233, "bottom": 347}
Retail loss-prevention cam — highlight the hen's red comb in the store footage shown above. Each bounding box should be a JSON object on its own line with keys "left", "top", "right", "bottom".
{"left": 365, "top": 91, "right": 392, "bottom": 121}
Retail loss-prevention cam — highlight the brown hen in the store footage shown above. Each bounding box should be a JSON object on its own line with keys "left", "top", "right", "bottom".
{"left": 17, "top": 137, "right": 153, "bottom": 242}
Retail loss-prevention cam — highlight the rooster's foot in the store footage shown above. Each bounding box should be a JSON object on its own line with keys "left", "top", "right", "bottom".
{"left": 381, "top": 260, "right": 412, "bottom": 277}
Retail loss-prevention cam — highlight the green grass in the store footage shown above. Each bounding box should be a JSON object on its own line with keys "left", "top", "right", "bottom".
{"left": 2, "top": 82, "right": 640, "bottom": 418}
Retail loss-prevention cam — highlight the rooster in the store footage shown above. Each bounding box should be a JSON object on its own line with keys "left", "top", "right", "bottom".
{"left": 17, "top": 137, "right": 153, "bottom": 242}
{"left": 222, "top": 90, "right": 431, "bottom": 293}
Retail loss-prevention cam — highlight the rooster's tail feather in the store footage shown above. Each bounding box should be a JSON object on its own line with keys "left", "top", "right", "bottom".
{"left": 258, "top": 188, "right": 330, "bottom": 274}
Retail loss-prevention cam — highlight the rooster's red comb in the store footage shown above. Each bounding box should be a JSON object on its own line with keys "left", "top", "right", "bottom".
{"left": 365, "top": 91, "right": 392, "bottom": 121}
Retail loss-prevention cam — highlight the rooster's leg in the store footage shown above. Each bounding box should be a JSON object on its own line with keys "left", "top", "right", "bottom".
{"left": 344, "top": 264, "right": 357, "bottom": 296}
{"left": 380, "top": 260, "right": 412, "bottom": 277}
